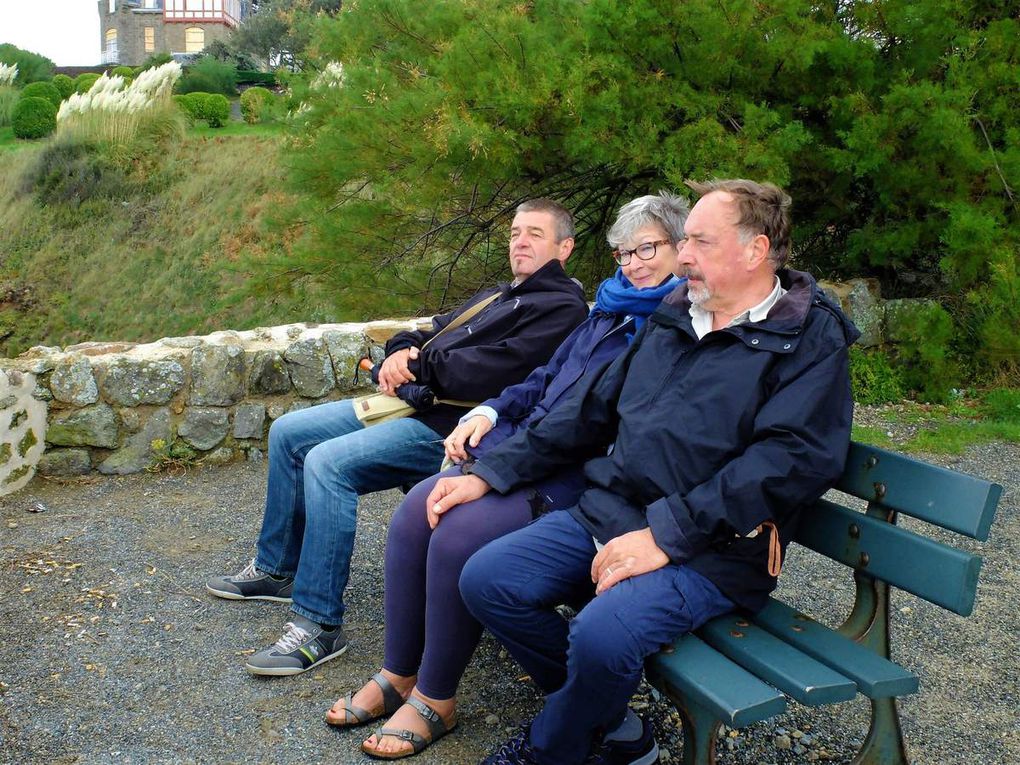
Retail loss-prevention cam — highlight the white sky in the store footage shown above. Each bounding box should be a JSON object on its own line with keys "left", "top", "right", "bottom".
{"left": 1, "top": 0, "right": 102, "bottom": 66}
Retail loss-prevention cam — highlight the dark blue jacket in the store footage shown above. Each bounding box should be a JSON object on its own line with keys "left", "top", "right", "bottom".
{"left": 384, "top": 260, "right": 588, "bottom": 436}
{"left": 470, "top": 269, "right": 859, "bottom": 612}
{"left": 468, "top": 310, "right": 635, "bottom": 510}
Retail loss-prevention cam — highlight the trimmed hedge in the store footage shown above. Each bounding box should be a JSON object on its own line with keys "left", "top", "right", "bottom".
{"left": 240, "top": 86, "right": 273, "bottom": 124}
{"left": 21, "top": 81, "right": 62, "bottom": 108}
{"left": 111, "top": 66, "right": 135, "bottom": 78}
{"left": 174, "top": 92, "right": 230, "bottom": 128}
{"left": 52, "top": 74, "right": 75, "bottom": 100}
{"left": 236, "top": 70, "right": 276, "bottom": 86}
{"left": 74, "top": 73, "right": 101, "bottom": 94}
{"left": 12, "top": 96, "right": 57, "bottom": 139}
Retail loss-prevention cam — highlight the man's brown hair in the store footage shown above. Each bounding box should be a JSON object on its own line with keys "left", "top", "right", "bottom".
{"left": 685, "top": 179, "right": 792, "bottom": 268}
{"left": 515, "top": 198, "right": 576, "bottom": 243}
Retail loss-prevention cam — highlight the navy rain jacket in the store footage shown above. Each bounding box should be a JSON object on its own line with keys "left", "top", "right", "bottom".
{"left": 468, "top": 309, "right": 637, "bottom": 511}
{"left": 384, "top": 260, "right": 589, "bottom": 436}
{"left": 470, "top": 269, "right": 860, "bottom": 612}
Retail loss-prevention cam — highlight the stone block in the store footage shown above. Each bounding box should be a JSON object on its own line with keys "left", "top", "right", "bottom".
{"left": 884, "top": 298, "right": 936, "bottom": 343}
{"left": 98, "top": 408, "right": 172, "bottom": 475}
{"left": 203, "top": 446, "right": 237, "bottom": 466}
{"left": 100, "top": 358, "right": 185, "bottom": 406}
{"left": 179, "top": 407, "right": 229, "bottom": 451}
{"left": 47, "top": 404, "right": 119, "bottom": 449}
{"left": 248, "top": 350, "right": 291, "bottom": 394}
{"left": 819, "top": 278, "right": 884, "bottom": 347}
{"left": 50, "top": 355, "right": 99, "bottom": 406}
{"left": 38, "top": 448, "right": 92, "bottom": 476}
{"left": 232, "top": 403, "right": 266, "bottom": 439}
{"left": 284, "top": 338, "right": 336, "bottom": 398}
{"left": 190, "top": 344, "right": 246, "bottom": 406}
{"left": 323, "top": 330, "right": 367, "bottom": 393}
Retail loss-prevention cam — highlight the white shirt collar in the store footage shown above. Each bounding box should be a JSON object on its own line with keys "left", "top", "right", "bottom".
{"left": 690, "top": 276, "right": 785, "bottom": 340}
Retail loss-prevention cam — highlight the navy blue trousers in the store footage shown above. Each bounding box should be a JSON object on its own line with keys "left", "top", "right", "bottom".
{"left": 460, "top": 510, "right": 735, "bottom": 765}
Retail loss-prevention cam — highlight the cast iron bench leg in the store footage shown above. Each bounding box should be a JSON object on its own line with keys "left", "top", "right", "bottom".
{"left": 841, "top": 568, "right": 911, "bottom": 765}
{"left": 674, "top": 693, "right": 724, "bottom": 764}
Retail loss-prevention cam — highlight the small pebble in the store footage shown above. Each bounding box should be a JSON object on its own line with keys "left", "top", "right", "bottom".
{"left": 775, "top": 734, "right": 792, "bottom": 750}
{"left": 484, "top": 714, "right": 499, "bottom": 726}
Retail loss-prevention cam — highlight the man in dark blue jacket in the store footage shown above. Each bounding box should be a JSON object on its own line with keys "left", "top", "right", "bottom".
{"left": 206, "top": 199, "right": 589, "bottom": 677}
{"left": 432, "top": 180, "right": 859, "bottom": 765}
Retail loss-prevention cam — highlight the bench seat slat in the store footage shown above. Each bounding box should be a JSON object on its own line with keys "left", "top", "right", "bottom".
{"left": 754, "top": 599, "right": 919, "bottom": 698}
{"left": 645, "top": 635, "right": 786, "bottom": 728}
{"left": 797, "top": 499, "right": 983, "bottom": 616}
{"left": 698, "top": 614, "right": 858, "bottom": 706}
{"left": 838, "top": 443, "right": 1001, "bottom": 540}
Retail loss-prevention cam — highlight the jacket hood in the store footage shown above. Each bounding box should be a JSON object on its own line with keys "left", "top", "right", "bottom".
{"left": 510, "top": 259, "right": 585, "bottom": 299}
{"left": 660, "top": 268, "right": 860, "bottom": 345}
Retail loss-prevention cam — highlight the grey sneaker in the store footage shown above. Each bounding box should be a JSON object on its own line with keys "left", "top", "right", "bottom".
{"left": 206, "top": 559, "right": 294, "bottom": 602}
{"left": 245, "top": 613, "right": 348, "bottom": 676}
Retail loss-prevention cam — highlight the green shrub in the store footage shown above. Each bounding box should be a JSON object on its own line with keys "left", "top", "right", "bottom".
{"left": 0, "top": 43, "right": 54, "bottom": 84}
{"left": 981, "top": 389, "right": 1020, "bottom": 424}
{"left": 12, "top": 96, "right": 57, "bottom": 139}
{"left": 849, "top": 348, "right": 905, "bottom": 405}
{"left": 0, "top": 85, "right": 17, "bottom": 127}
{"left": 111, "top": 66, "right": 135, "bottom": 78}
{"left": 20, "top": 139, "right": 128, "bottom": 205}
{"left": 51, "top": 74, "right": 75, "bottom": 100}
{"left": 74, "top": 73, "right": 101, "bottom": 94}
{"left": 240, "top": 86, "right": 273, "bottom": 124}
{"left": 138, "top": 53, "right": 173, "bottom": 72}
{"left": 176, "top": 56, "right": 237, "bottom": 96}
{"left": 174, "top": 92, "right": 229, "bottom": 127}
{"left": 889, "top": 302, "right": 961, "bottom": 403}
{"left": 20, "top": 81, "right": 62, "bottom": 108}
{"left": 236, "top": 70, "right": 276, "bottom": 86}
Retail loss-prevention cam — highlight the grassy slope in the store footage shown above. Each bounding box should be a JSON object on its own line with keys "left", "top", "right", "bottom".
{"left": 0, "top": 129, "right": 333, "bottom": 356}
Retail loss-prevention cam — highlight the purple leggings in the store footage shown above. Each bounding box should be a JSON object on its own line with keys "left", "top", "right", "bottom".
{"left": 382, "top": 468, "right": 535, "bottom": 699}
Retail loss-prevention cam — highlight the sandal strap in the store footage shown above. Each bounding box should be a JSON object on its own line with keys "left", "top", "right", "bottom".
{"left": 373, "top": 726, "right": 428, "bottom": 755}
{"left": 372, "top": 672, "right": 406, "bottom": 715}
{"left": 406, "top": 696, "right": 452, "bottom": 740}
{"left": 340, "top": 691, "right": 372, "bottom": 724}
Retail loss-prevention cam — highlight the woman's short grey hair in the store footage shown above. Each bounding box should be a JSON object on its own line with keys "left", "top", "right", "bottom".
{"left": 606, "top": 191, "right": 691, "bottom": 249}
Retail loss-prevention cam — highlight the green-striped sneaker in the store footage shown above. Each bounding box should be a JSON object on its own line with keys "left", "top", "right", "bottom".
{"left": 244, "top": 613, "right": 348, "bottom": 676}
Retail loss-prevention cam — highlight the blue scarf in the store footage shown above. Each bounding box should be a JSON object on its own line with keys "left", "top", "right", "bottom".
{"left": 593, "top": 269, "right": 684, "bottom": 331}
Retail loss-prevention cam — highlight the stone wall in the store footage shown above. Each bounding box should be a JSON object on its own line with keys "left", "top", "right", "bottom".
{"left": 0, "top": 279, "right": 918, "bottom": 494}
{"left": 0, "top": 319, "right": 430, "bottom": 494}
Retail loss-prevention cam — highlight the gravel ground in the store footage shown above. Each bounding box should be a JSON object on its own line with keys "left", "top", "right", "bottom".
{"left": 1, "top": 419, "right": 1016, "bottom": 764}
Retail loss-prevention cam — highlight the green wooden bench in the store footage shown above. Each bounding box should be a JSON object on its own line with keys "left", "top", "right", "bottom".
{"left": 645, "top": 442, "right": 1002, "bottom": 764}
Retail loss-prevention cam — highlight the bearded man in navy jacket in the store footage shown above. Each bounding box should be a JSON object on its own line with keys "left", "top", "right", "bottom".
{"left": 432, "top": 180, "right": 859, "bottom": 765}
{"left": 207, "top": 199, "right": 589, "bottom": 676}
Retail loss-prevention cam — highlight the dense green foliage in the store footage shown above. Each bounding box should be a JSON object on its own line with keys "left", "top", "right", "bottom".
{"left": 231, "top": 0, "right": 342, "bottom": 70}
{"left": 111, "top": 66, "right": 136, "bottom": 79}
{"left": 51, "top": 74, "right": 75, "bottom": 100}
{"left": 20, "top": 81, "right": 62, "bottom": 108}
{"left": 138, "top": 53, "right": 175, "bottom": 72}
{"left": 0, "top": 44, "right": 55, "bottom": 85}
{"left": 240, "top": 86, "right": 274, "bottom": 124}
{"left": 0, "top": 86, "right": 17, "bottom": 128}
{"left": 849, "top": 348, "right": 905, "bottom": 405}
{"left": 174, "top": 92, "right": 231, "bottom": 128}
{"left": 176, "top": 56, "right": 238, "bottom": 96}
{"left": 269, "top": 0, "right": 1018, "bottom": 392}
{"left": 74, "top": 73, "right": 101, "bottom": 94}
{"left": 12, "top": 97, "right": 56, "bottom": 139}
{"left": 237, "top": 70, "right": 277, "bottom": 86}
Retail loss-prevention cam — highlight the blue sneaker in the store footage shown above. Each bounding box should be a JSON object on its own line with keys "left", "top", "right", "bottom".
{"left": 599, "top": 717, "right": 659, "bottom": 765}
{"left": 480, "top": 726, "right": 538, "bottom": 765}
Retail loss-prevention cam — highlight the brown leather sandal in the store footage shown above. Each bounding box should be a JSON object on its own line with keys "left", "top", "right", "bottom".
{"left": 324, "top": 672, "right": 405, "bottom": 728}
{"left": 361, "top": 696, "right": 457, "bottom": 760}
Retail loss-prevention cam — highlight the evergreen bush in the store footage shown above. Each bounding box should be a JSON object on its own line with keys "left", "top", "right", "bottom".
{"left": 176, "top": 56, "right": 237, "bottom": 96}
{"left": 174, "top": 92, "right": 229, "bottom": 127}
{"left": 849, "top": 348, "right": 905, "bottom": 405}
{"left": 111, "top": 66, "right": 135, "bottom": 79}
{"left": 20, "top": 139, "right": 128, "bottom": 205}
{"left": 12, "top": 96, "right": 57, "bottom": 139}
{"left": 890, "top": 302, "right": 961, "bottom": 403}
{"left": 21, "top": 81, "right": 62, "bottom": 108}
{"left": 51, "top": 74, "right": 75, "bottom": 100}
{"left": 240, "top": 86, "right": 273, "bottom": 124}
{"left": 139, "top": 53, "right": 174, "bottom": 72}
{"left": 74, "top": 73, "right": 101, "bottom": 94}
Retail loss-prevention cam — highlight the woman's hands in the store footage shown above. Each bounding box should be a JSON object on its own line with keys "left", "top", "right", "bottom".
{"left": 443, "top": 415, "right": 494, "bottom": 462}
{"left": 425, "top": 474, "right": 492, "bottom": 529}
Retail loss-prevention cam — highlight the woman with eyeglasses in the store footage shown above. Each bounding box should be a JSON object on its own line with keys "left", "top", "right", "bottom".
{"left": 327, "top": 191, "right": 689, "bottom": 761}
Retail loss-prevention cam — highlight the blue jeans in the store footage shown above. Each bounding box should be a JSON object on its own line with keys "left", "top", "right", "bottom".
{"left": 460, "top": 510, "right": 735, "bottom": 765}
{"left": 254, "top": 399, "right": 445, "bottom": 626}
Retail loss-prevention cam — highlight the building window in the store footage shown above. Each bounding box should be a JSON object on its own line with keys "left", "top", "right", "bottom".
{"left": 109, "top": 0, "right": 116, "bottom": 12}
{"left": 184, "top": 27, "right": 205, "bottom": 53}
{"left": 104, "top": 29, "right": 119, "bottom": 64}
{"left": 144, "top": 27, "right": 155, "bottom": 53}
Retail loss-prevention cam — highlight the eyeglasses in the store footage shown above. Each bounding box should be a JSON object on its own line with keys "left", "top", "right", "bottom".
{"left": 611, "top": 239, "right": 672, "bottom": 266}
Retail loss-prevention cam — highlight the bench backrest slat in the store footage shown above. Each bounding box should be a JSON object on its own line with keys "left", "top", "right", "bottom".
{"left": 796, "top": 499, "right": 984, "bottom": 616}
{"left": 837, "top": 443, "right": 1002, "bottom": 540}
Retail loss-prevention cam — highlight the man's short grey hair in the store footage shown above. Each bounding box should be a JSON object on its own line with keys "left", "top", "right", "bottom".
{"left": 606, "top": 191, "right": 691, "bottom": 249}
{"left": 515, "top": 198, "right": 575, "bottom": 242}
{"left": 685, "top": 178, "right": 792, "bottom": 268}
